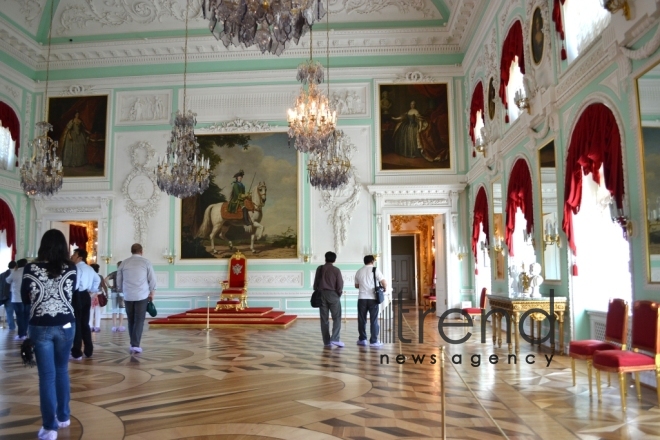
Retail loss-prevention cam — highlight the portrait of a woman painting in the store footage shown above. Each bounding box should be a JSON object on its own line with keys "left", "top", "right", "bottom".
{"left": 48, "top": 95, "right": 108, "bottom": 177}
{"left": 379, "top": 83, "right": 451, "bottom": 171}
{"left": 531, "top": 7, "right": 544, "bottom": 65}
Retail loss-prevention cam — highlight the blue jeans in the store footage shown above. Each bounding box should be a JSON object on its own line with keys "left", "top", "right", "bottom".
{"left": 2, "top": 300, "right": 15, "bottom": 330}
{"left": 30, "top": 323, "right": 76, "bottom": 431}
{"left": 357, "top": 299, "right": 380, "bottom": 344}
{"left": 13, "top": 302, "right": 30, "bottom": 337}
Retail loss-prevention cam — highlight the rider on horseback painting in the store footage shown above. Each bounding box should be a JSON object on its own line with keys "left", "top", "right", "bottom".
{"left": 228, "top": 170, "right": 252, "bottom": 227}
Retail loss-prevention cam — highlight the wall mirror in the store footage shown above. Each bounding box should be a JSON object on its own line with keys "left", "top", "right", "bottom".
{"left": 492, "top": 179, "right": 505, "bottom": 280}
{"left": 539, "top": 140, "right": 560, "bottom": 280}
{"left": 637, "top": 63, "right": 660, "bottom": 282}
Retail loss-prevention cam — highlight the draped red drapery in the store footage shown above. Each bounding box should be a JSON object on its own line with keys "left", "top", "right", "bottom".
{"left": 472, "top": 186, "right": 490, "bottom": 263}
{"left": 505, "top": 158, "right": 534, "bottom": 257}
{"left": 469, "top": 81, "right": 484, "bottom": 146}
{"left": 69, "top": 225, "right": 88, "bottom": 250}
{"left": 0, "top": 199, "right": 16, "bottom": 260}
{"left": 499, "top": 20, "right": 525, "bottom": 123}
{"left": 552, "top": 0, "right": 567, "bottom": 60}
{"left": 0, "top": 102, "right": 20, "bottom": 164}
{"left": 562, "top": 103, "right": 623, "bottom": 263}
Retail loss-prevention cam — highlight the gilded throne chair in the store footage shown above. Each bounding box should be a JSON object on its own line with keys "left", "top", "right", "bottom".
{"left": 215, "top": 250, "right": 248, "bottom": 311}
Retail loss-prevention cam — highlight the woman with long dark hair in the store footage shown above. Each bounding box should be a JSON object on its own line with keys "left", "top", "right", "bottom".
{"left": 21, "top": 229, "right": 77, "bottom": 440}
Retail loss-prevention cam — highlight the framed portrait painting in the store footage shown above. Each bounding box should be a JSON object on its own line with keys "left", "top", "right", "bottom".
{"left": 180, "top": 131, "right": 298, "bottom": 260}
{"left": 47, "top": 95, "right": 109, "bottom": 177}
{"left": 378, "top": 82, "right": 452, "bottom": 171}
{"left": 530, "top": 6, "right": 544, "bottom": 65}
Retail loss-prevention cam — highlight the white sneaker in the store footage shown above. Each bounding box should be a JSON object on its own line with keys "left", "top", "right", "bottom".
{"left": 111, "top": 327, "right": 117, "bottom": 332}
{"left": 13, "top": 335, "right": 22, "bottom": 341}
{"left": 357, "top": 340, "right": 368, "bottom": 346}
{"left": 331, "top": 341, "right": 345, "bottom": 347}
{"left": 370, "top": 341, "right": 383, "bottom": 348}
{"left": 38, "top": 427, "right": 58, "bottom": 439}
{"left": 69, "top": 355, "right": 82, "bottom": 361}
{"left": 118, "top": 326, "right": 126, "bottom": 332}
{"left": 58, "top": 420, "right": 70, "bottom": 428}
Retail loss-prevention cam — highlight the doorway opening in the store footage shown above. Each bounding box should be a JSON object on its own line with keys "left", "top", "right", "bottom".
{"left": 50, "top": 220, "right": 99, "bottom": 263}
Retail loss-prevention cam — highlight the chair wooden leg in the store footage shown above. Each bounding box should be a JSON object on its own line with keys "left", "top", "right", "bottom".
{"left": 619, "top": 373, "right": 627, "bottom": 411}
{"left": 608, "top": 372, "right": 611, "bottom": 387}
{"left": 587, "top": 360, "right": 593, "bottom": 397}
{"left": 635, "top": 372, "right": 642, "bottom": 401}
{"left": 596, "top": 369, "right": 602, "bottom": 403}
{"left": 571, "top": 357, "right": 576, "bottom": 386}
{"left": 656, "top": 368, "right": 660, "bottom": 407}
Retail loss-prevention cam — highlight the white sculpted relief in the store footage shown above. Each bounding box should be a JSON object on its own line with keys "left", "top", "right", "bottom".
{"left": 117, "top": 92, "right": 171, "bottom": 125}
{"left": 328, "top": 0, "right": 435, "bottom": 18}
{"left": 12, "top": 0, "right": 44, "bottom": 26}
{"left": 330, "top": 89, "right": 366, "bottom": 116}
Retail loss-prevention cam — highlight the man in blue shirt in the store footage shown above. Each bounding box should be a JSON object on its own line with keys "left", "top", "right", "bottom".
{"left": 70, "top": 248, "right": 100, "bottom": 360}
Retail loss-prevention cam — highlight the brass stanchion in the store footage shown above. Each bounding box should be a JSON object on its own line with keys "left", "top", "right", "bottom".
{"left": 440, "top": 345, "right": 446, "bottom": 440}
{"left": 204, "top": 295, "right": 211, "bottom": 332}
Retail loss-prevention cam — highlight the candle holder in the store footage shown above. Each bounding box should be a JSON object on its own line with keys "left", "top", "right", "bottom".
{"left": 491, "top": 236, "right": 505, "bottom": 255}
{"left": 456, "top": 246, "right": 468, "bottom": 261}
{"left": 163, "top": 248, "right": 175, "bottom": 264}
{"left": 610, "top": 203, "right": 633, "bottom": 240}
{"left": 602, "top": 0, "right": 630, "bottom": 20}
{"left": 300, "top": 247, "right": 312, "bottom": 263}
{"left": 101, "top": 253, "right": 113, "bottom": 265}
{"left": 514, "top": 89, "right": 530, "bottom": 113}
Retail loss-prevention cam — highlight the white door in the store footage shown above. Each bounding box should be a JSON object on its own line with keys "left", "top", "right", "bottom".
{"left": 391, "top": 255, "right": 414, "bottom": 300}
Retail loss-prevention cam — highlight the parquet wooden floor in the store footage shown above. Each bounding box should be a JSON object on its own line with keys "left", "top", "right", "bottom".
{"left": 1, "top": 306, "right": 659, "bottom": 439}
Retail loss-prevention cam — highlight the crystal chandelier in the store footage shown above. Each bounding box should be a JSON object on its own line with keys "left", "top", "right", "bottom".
{"left": 20, "top": 1, "right": 63, "bottom": 197}
{"left": 203, "top": 0, "right": 326, "bottom": 56}
{"left": 287, "top": 28, "right": 337, "bottom": 153}
{"left": 307, "top": 130, "right": 352, "bottom": 190}
{"left": 156, "top": 0, "right": 210, "bottom": 199}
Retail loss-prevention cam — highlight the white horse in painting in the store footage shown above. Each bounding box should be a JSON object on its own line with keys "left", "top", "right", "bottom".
{"left": 198, "top": 182, "right": 267, "bottom": 254}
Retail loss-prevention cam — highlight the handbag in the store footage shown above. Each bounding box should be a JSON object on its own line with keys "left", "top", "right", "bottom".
{"left": 146, "top": 300, "right": 157, "bottom": 317}
{"left": 310, "top": 290, "right": 322, "bottom": 308}
{"left": 97, "top": 292, "right": 108, "bottom": 308}
{"left": 373, "top": 267, "right": 385, "bottom": 304}
{"left": 20, "top": 338, "right": 36, "bottom": 368}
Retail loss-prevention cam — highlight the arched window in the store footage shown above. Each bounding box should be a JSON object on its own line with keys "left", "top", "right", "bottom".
{"left": 469, "top": 81, "right": 485, "bottom": 148}
{"left": 505, "top": 158, "right": 536, "bottom": 271}
{"left": 499, "top": 20, "right": 525, "bottom": 124}
{"left": 553, "top": 0, "right": 610, "bottom": 63}
{"left": 0, "top": 199, "right": 16, "bottom": 263}
{"left": 563, "top": 102, "right": 630, "bottom": 311}
{"left": 0, "top": 102, "right": 20, "bottom": 170}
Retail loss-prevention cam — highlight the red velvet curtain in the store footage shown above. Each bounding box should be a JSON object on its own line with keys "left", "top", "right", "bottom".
{"left": 505, "top": 158, "right": 534, "bottom": 257}
{"left": 0, "top": 101, "right": 20, "bottom": 164}
{"left": 0, "top": 199, "right": 16, "bottom": 260}
{"left": 562, "top": 103, "right": 623, "bottom": 258}
{"left": 469, "top": 81, "right": 484, "bottom": 145}
{"left": 552, "top": 0, "right": 567, "bottom": 60}
{"left": 472, "top": 186, "right": 490, "bottom": 263}
{"left": 499, "top": 20, "right": 525, "bottom": 123}
{"left": 69, "top": 225, "right": 88, "bottom": 250}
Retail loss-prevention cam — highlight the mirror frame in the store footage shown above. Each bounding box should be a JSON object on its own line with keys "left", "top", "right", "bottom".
{"left": 537, "top": 139, "right": 561, "bottom": 282}
{"left": 491, "top": 178, "right": 505, "bottom": 280}
{"left": 635, "top": 63, "right": 660, "bottom": 283}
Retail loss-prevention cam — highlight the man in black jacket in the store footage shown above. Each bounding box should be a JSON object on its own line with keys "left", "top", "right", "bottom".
{"left": 313, "top": 251, "right": 344, "bottom": 348}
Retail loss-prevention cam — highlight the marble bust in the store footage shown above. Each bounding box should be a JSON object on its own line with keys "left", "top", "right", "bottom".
{"left": 529, "top": 262, "right": 544, "bottom": 298}
{"left": 508, "top": 264, "right": 520, "bottom": 297}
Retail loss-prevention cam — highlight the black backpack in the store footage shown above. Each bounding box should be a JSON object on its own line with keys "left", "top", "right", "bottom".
{"left": 0, "top": 270, "right": 10, "bottom": 303}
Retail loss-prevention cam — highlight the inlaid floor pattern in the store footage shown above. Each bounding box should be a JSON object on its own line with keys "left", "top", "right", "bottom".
{"left": 1, "top": 308, "right": 659, "bottom": 439}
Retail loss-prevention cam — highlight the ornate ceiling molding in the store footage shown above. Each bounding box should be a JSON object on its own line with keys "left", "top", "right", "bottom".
{"left": 204, "top": 118, "right": 273, "bottom": 133}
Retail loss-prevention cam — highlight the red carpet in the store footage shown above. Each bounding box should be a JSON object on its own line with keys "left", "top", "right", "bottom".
{"left": 149, "top": 306, "right": 297, "bottom": 329}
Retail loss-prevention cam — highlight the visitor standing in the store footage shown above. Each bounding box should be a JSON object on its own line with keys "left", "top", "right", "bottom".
{"left": 313, "top": 251, "right": 344, "bottom": 348}
{"left": 354, "top": 255, "right": 387, "bottom": 347}
{"left": 70, "top": 249, "right": 99, "bottom": 360}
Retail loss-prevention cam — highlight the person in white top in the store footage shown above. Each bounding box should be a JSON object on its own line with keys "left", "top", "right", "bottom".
{"left": 6, "top": 258, "right": 28, "bottom": 340}
{"left": 70, "top": 249, "right": 100, "bottom": 360}
{"left": 117, "top": 243, "right": 156, "bottom": 354}
{"left": 354, "top": 255, "right": 388, "bottom": 347}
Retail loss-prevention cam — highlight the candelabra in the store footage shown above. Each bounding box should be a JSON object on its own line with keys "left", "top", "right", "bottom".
{"left": 163, "top": 248, "right": 175, "bottom": 264}
{"left": 543, "top": 220, "right": 560, "bottom": 250}
{"left": 300, "top": 247, "right": 312, "bottom": 263}
{"left": 610, "top": 203, "right": 633, "bottom": 239}
{"left": 101, "top": 253, "right": 112, "bottom": 265}
{"left": 474, "top": 136, "right": 486, "bottom": 157}
{"left": 602, "top": 0, "right": 630, "bottom": 20}
{"left": 456, "top": 246, "right": 468, "bottom": 261}
{"left": 491, "top": 235, "right": 504, "bottom": 255}
{"left": 514, "top": 89, "right": 530, "bottom": 113}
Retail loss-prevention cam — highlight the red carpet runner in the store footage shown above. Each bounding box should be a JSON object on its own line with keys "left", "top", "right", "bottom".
{"left": 149, "top": 307, "right": 297, "bottom": 329}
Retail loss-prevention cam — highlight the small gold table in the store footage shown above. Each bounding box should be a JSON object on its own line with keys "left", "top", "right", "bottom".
{"left": 488, "top": 295, "right": 567, "bottom": 355}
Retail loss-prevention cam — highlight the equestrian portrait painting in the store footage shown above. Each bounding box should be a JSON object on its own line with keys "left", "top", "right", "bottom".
{"left": 47, "top": 95, "right": 109, "bottom": 177}
{"left": 378, "top": 82, "right": 452, "bottom": 171}
{"left": 180, "top": 132, "right": 298, "bottom": 260}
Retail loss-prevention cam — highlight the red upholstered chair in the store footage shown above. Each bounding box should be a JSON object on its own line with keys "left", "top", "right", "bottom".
{"left": 462, "top": 288, "right": 487, "bottom": 321}
{"left": 594, "top": 301, "right": 660, "bottom": 411}
{"left": 569, "top": 298, "right": 628, "bottom": 396}
{"left": 423, "top": 288, "right": 436, "bottom": 310}
{"left": 215, "top": 250, "right": 248, "bottom": 311}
